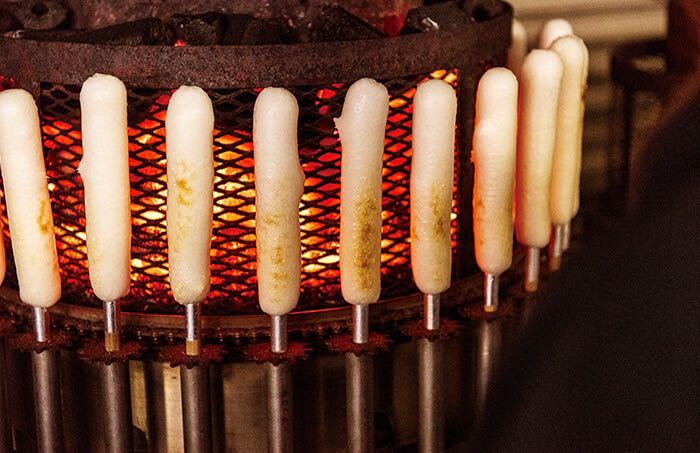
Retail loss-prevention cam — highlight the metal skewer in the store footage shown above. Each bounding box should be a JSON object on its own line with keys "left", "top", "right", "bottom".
{"left": 185, "top": 303, "right": 202, "bottom": 357}
{"left": 352, "top": 305, "right": 369, "bottom": 345}
{"left": 33, "top": 306, "right": 50, "bottom": 344}
{"left": 549, "top": 224, "right": 564, "bottom": 271}
{"left": 103, "top": 300, "right": 120, "bottom": 353}
{"left": 524, "top": 247, "right": 541, "bottom": 293}
{"left": 101, "top": 299, "right": 133, "bottom": 453}
{"left": 483, "top": 273, "right": 499, "bottom": 313}
{"left": 102, "top": 359, "right": 132, "bottom": 453}
{"left": 31, "top": 306, "right": 65, "bottom": 453}
{"left": 181, "top": 364, "right": 212, "bottom": 453}
{"left": 181, "top": 302, "right": 212, "bottom": 453}
{"left": 474, "top": 318, "right": 502, "bottom": 423}
{"left": 562, "top": 221, "right": 571, "bottom": 251}
{"left": 345, "top": 352, "right": 373, "bottom": 453}
{"left": 417, "top": 338, "right": 444, "bottom": 453}
{"left": 271, "top": 315, "right": 288, "bottom": 354}
{"left": 266, "top": 362, "right": 293, "bottom": 453}
{"left": 423, "top": 294, "right": 440, "bottom": 331}
{"left": 347, "top": 303, "right": 371, "bottom": 451}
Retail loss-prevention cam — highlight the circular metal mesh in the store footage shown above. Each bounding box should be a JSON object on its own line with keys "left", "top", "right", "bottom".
{"left": 1, "top": 69, "right": 464, "bottom": 315}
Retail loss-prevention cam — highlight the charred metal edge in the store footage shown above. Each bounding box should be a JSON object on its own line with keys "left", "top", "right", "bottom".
{"left": 0, "top": 5, "right": 511, "bottom": 90}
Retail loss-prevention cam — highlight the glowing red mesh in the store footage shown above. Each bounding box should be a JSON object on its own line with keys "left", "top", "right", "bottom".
{"left": 1, "top": 70, "right": 460, "bottom": 315}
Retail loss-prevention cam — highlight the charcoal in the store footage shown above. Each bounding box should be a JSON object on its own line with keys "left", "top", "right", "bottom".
{"left": 64, "top": 18, "right": 173, "bottom": 45}
{"left": 4, "top": 28, "right": 77, "bottom": 40}
{"left": 457, "top": 1, "right": 475, "bottom": 12}
{"left": 0, "top": 8, "right": 20, "bottom": 33}
{"left": 169, "top": 12, "right": 226, "bottom": 45}
{"left": 310, "top": 6, "right": 381, "bottom": 42}
{"left": 468, "top": 0, "right": 505, "bottom": 21}
{"left": 239, "top": 19, "right": 282, "bottom": 45}
{"left": 222, "top": 14, "right": 282, "bottom": 45}
{"left": 401, "top": 1, "right": 468, "bottom": 34}
{"left": 13, "top": 0, "right": 67, "bottom": 30}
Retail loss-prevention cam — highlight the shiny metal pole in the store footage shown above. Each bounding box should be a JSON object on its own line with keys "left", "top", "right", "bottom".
{"left": 474, "top": 319, "right": 502, "bottom": 422}
{"left": 31, "top": 306, "right": 64, "bottom": 453}
{"left": 32, "top": 349, "right": 64, "bottom": 453}
{"left": 423, "top": 294, "right": 440, "bottom": 331}
{"left": 181, "top": 302, "right": 211, "bottom": 453}
{"left": 181, "top": 365, "right": 212, "bottom": 453}
{"left": 33, "top": 307, "right": 50, "bottom": 344}
{"left": 562, "top": 221, "right": 571, "bottom": 251}
{"left": 549, "top": 224, "right": 564, "bottom": 271}
{"left": 417, "top": 339, "right": 444, "bottom": 453}
{"left": 102, "top": 361, "right": 132, "bottom": 453}
{"left": 352, "top": 305, "right": 369, "bottom": 345}
{"left": 346, "top": 353, "right": 373, "bottom": 453}
{"left": 271, "top": 315, "right": 288, "bottom": 354}
{"left": 103, "top": 300, "right": 120, "bottom": 353}
{"left": 524, "top": 247, "right": 541, "bottom": 293}
{"left": 185, "top": 304, "right": 202, "bottom": 357}
{"left": 267, "top": 362, "right": 293, "bottom": 453}
{"left": 101, "top": 299, "right": 133, "bottom": 453}
{"left": 484, "top": 273, "right": 499, "bottom": 313}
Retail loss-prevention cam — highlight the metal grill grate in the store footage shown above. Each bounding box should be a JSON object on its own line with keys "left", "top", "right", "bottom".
{"left": 1, "top": 70, "right": 461, "bottom": 315}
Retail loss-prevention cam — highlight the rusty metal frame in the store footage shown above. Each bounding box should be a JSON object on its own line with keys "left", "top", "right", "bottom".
{"left": 0, "top": 5, "right": 513, "bottom": 340}
{"left": 0, "top": 250, "right": 523, "bottom": 340}
{"left": 0, "top": 6, "right": 511, "bottom": 92}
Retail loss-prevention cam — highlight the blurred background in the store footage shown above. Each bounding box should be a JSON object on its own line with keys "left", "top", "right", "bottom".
{"left": 512, "top": 0, "right": 669, "bottom": 220}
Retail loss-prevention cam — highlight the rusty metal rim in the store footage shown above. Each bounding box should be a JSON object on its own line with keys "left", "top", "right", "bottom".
{"left": 0, "top": 250, "right": 524, "bottom": 339}
{"left": 0, "top": 5, "right": 511, "bottom": 90}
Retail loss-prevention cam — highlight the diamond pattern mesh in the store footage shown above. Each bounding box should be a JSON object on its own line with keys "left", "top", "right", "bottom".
{"left": 1, "top": 70, "right": 462, "bottom": 315}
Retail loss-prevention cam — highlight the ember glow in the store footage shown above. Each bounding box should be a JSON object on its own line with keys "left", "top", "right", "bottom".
{"left": 1, "top": 71, "right": 460, "bottom": 315}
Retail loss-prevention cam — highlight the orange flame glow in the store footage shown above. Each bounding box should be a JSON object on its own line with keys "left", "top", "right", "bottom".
{"left": 0, "top": 70, "right": 461, "bottom": 314}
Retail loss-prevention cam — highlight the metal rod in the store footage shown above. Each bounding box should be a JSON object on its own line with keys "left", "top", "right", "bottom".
{"left": 103, "top": 300, "right": 121, "bottom": 353}
{"left": 31, "top": 350, "right": 64, "bottom": 453}
{"left": 417, "top": 338, "right": 444, "bottom": 453}
{"left": 352, "top": 305, "right": 369, "bottom": 345}
{"left": 102, "top": 361, "right": 133, "bottom": 453}
{"left": 562, "top": 221, "right": 571, "bottom": 251}
{"left": 549, "top": 224, "right": 564, "bottom": 271}
{"left": 474, "top": 319, "right": 502, "bottom": 423}
{"left": 423, "top": 294, "right": 440, "bottom": 331}
{"left": 185, "top": 303, "right": 201, "bottom": 357}
{"left": 181, "top": 365, "right": 212, "bottom": 453}
{"left": 209, "top": 364, "right": 225, "bottom": 452}
{"left": 345, "top": 353, "right": 373, "bottom": 453}
{"left": 483, "top": 273, "right": 499, "bottom": 313}
{"left": 266, "top": 362, "right": 293, "bottom": 453}
{"left": 270, "top": 315, "right": 288, "bottom": 354}
{"left": 33, "top": 306, "right": 50, "bottom": 343}
{"left": 524, "top": 247, "right": 541, "bottom": 293}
